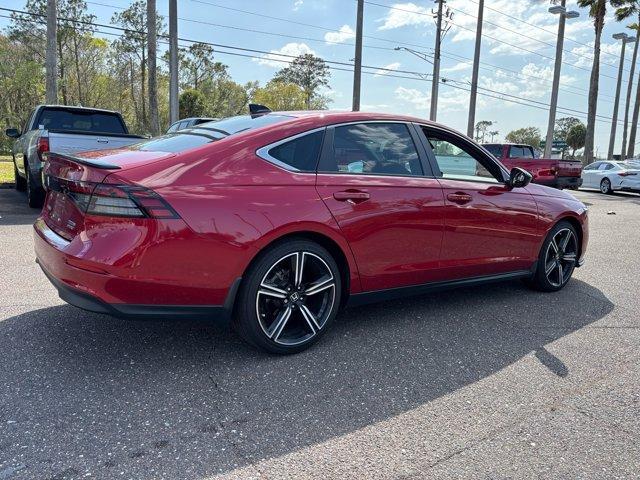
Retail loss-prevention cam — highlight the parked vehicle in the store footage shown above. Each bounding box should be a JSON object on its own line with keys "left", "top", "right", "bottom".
{"left": 34, "top": 110, "right": 588, "bottom": 354}
{"left": 5, "top": 105, "right": 145, "bottom": 207}
{"left": 482, "top": 143, "right": 583, "bottom": 189}
{"left": 166, "top": 117, "right": 218, "bottom": 133}
{"left": 581, "top": 160, "right": 640, "bottom": 194}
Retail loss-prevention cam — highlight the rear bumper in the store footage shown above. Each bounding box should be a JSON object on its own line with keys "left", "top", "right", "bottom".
{"left": 536, "top": 176, "right": 583, "bottom": 189}
{"left": 34, "top": 218, "right": 239, "bottom": 322}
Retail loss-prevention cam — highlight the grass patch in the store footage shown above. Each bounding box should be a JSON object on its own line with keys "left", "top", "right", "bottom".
{"left": 0, "top": 158, "right": 14, "bottom": 185}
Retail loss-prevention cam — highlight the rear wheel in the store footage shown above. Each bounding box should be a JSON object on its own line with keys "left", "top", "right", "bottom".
{"left": 25, "top": 164, "right": 45, "bottom": 208}
{"left": 526, "top": 221, "right": 579, "bottom": 292}
{"left": 233, "top": 239, "right": 341, "bottom": 354}
{"left": 600, "top": 177, "right": 613, "bottom": 194}
{"left": 13, "top": 160, "right": 26, "bottom": 191}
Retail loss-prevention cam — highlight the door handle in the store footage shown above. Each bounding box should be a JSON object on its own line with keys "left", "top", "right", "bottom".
{"left": 447, "top": 192, "right": 472, "bottom": 204}
{"left": 97, "top": 138, "right": 109, "bottom": 143}
{"left": 333, "top": 190, "right": 370, "bottom": 203}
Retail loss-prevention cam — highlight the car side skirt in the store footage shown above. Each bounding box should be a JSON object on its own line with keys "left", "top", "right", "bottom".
{"left": 346, "top": 269, "right": 535, "bottom": 308}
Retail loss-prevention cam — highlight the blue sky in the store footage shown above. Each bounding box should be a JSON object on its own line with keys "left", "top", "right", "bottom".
{"left": 1, "top": 0, "right": 637, "bottom": 155}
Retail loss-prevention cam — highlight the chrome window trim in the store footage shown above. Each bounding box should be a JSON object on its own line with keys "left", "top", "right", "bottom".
{"left": 255, "top": 126, "right": 326, "bottom": 174}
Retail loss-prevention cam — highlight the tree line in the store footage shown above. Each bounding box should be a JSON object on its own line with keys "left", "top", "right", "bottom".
{"left": 0, "top": 0, "right": 331, "bottom": 152}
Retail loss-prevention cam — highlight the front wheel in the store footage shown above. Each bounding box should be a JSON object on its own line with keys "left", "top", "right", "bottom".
{"left": 600, "top": 177, "right": 613, "bottom": 194}
{"left": 233, "top": 239, "right": 342, "bottom": 354}
{"left": 526, "top": 221, "right": 579, "bottom": 292}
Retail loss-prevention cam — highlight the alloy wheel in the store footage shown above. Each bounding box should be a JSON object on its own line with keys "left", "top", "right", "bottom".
{"left": 600, "top": 178, "right": 611, "bottom": 194}
{"left": 544, "top": 228, "right": 577, "bottom": 288}
{"left": 256, "top": 251, "right": 336, "bottom": 346}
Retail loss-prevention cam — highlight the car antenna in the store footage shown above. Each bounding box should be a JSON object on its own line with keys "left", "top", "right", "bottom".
{"left": 249, "top": 103, "right": 272, "bottom": 118}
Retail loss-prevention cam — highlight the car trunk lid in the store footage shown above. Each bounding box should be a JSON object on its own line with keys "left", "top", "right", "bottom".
{"left": 42, "top": 150, "right": 175, "bottom": 240}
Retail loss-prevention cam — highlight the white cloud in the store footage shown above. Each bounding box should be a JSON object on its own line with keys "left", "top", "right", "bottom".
{"left": 445, "top": 0, "right": 592, "bottom": 58}
{"left": 395, "top": 86, "right": 431, "bottom": 110}
{"left": 570, "top": 42, "right": 621, "bottom": 68}
{"left": 394, "top": 85, "right": 472, "bottom": 113}
{"left": 254, "top": 42, "right": 315, "bottom": 68}
{"left": 377, "top": 2, "right": 431, "bottom": 31}
{"left": 293, "top": 0, "right": 303, "bottom": 11}
{"left": 373, "top": 62, "right": 401, "bottom": 77}
{"left": 324, "top": 25, "right": 355, "bottom": 44}
{"left": 442, "top": 61, "right": 471, "bottom": 73}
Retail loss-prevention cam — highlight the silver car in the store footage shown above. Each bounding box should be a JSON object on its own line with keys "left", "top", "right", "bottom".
{"left": 581, "top": 160, "right": 640, "bottom": 194}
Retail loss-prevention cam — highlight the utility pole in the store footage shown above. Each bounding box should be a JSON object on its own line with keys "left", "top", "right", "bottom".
{"left": 169, "top": 0, "right": 179, "bottom": 124}
{"left": 147, "top": 0, "right": 160, "bottom": 136}
{"left": 620, "top": 31, "right": 638, "bottom": 160}
{"left": 544, "top": 2, "right": 579, "bottom": 159}
{"left": 352, "top": 0, "right": 364, "bottom": 112}
{"left": 467, "top": 0, "right": 483, "bottom": 138}
{"left": 608, "top": 33, "right": 632, "bottom": 160}
{"left": 430, "top": 0, "right": 444, "bottom": 121}
{"left": 45, "top": 0, "right": 57, "bottom": 104}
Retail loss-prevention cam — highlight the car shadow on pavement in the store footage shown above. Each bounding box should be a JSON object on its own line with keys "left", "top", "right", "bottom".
{"left": 0, "top": 279, "right": 613, "bottom": 479}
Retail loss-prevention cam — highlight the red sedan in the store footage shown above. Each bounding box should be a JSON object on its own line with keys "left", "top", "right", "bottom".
{"left": 34, "top": 110, "right": 588, "bottom": 353}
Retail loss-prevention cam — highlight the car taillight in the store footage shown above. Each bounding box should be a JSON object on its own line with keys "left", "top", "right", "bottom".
{"left": 47, "top": 176, "right": 180, "bottom": 219}
{"left": 38, "top": 136, "right": 49, "bottom": 162}
{"left": 618, "top": 171, "right": 637, "bottom": 176}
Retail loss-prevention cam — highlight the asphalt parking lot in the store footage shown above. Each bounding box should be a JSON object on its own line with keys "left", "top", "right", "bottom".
{"left": 0, "top": 187, "right": 639, "bottom": 480}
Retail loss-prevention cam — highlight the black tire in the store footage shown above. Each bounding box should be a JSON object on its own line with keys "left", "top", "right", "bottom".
{"left": 25, "top": 164, "right": 45, "bottom": 209}
{"left": 13, "top": 160, "right": 26, "bottom": 191}
{"left": 233, "top": 239, "right": 342, "bottom": 354}
{"left": 600, "top": 177, "right": 613, "bottom": 194}
{"left": 525, "top": 221, "right": 579, "bottom": 292}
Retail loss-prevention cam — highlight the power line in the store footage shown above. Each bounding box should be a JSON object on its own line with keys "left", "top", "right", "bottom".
{"left": 0, "top": 6, "right": 631, "bottom": 128}
{"left": 80, "top": 0, "right": 621, "bottom": 101}
{"left": 363, "top": 0, "right": 629, "bottom": 84}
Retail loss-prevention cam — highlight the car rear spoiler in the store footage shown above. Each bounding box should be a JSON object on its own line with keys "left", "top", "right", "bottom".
{"left": 50, "top": 152, "right": 121, "bottom": 170}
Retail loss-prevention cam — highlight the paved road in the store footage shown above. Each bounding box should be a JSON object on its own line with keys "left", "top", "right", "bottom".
{"left": 0, "top": 187, "right": 639, "bottom": 480}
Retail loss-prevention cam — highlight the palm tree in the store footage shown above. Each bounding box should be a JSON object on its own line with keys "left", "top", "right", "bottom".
{"left": 612, "top": 1, "right": 640, "bottom": 158}
{"left": 578, "top": 0, "right": 608, "bottom": 162}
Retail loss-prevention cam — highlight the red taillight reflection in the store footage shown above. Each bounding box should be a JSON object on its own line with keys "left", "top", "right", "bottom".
{"left": 37, "top": 137, "right": 50, "bottom": 162}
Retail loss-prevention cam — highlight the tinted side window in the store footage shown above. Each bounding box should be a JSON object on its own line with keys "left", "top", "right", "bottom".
{"left": 423, "top": 129, "right": 502, "bottom": 183}
{"left": 509, "top": 146, "right": 524, "bottom": 158}
{"left": 320, "top": 123, "right": 423, "bottom": 176}
{"left": 520, "top": 147, "right": 534, "bottom": 159}
{"left": 166, "top": 122, "right": 179, "bottom": 133}
{"left": 483, "top": 144, "right": 503, "bottom": 158}
{"left": 267, "top": 130, "right": 324, "bottom": 172}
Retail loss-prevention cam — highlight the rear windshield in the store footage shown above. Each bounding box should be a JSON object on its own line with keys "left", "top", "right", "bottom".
{"left": 483, "top": 144, "right": 503, "bottom": 158}
{"left": 129, "top": 114, "right": 294, "bottom": 154}
{"left": 37, "top": 108, "right": 127, "bottom": 134}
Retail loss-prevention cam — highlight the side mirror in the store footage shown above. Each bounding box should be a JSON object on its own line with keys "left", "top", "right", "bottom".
{"left": 508, "top": 167, "right": 532, "bottom": 189}
{"left": 5, "top": 128, "right": 20, "bottom": 138}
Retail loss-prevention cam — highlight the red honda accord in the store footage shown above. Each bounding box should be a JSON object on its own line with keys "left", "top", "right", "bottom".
{"left": 34, "top": 109, "right": 588, "bottom": 353}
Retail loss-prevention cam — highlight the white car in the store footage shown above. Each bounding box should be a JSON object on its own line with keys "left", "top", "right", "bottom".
{"left": 581, "top": 160, "right": 640, "bottom": 194}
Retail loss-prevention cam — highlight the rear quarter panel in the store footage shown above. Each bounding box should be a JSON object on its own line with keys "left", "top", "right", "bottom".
{"left": 109, "top": 128, "right": 362, "bottom": 297}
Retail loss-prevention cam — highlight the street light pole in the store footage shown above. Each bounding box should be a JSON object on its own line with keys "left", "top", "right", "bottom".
{"left": 467, "top": 0, "right": 483, "bottom": 138}
{"left": 544, "top": 2, "right": 579, "bottom": 159}
{"left": 608, "top": 33, "right": 634, "bottom": 160}
{"left": 431, "top": 0, "right": 444, "bottom": 121}
{"left": 352, "top": 0, "right": 364, "bottom": 112}
{"left": 620, "top": 32, "right": 638, "bottom": 161}
{"left": 169, "top": 0, "right": 179, "bottom": 124}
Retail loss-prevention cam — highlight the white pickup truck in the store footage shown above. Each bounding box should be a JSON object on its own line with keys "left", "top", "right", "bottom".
{"left": 6, "top": 105, "right": 145, "bottom": 207}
